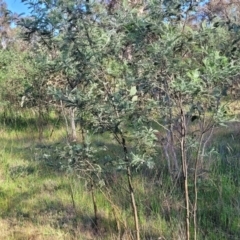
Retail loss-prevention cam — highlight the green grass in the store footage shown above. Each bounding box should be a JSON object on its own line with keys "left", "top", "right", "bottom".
{"left": 0, "top": 121, "right": 169, "bottom": 239}
{"left": 0, "top": 114, "right": 240, "bottom": 239}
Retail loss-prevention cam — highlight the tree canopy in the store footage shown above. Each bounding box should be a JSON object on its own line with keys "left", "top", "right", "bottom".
{"left": 0, "top": 0, "right": 240, "bottom": 239}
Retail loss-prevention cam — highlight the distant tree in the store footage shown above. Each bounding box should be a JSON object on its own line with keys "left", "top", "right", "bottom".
{"left": 0, "top": 0, "right": 19, "bottom": 49}
{"left": 199, "top": 0, "right": 240, "bottom": 23}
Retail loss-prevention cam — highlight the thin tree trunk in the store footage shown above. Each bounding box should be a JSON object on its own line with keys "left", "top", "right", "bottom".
{"left": 180, "top": 108, "right": 190, "bottom": 240}
{"left": 127, "top": 165, "right": 140, "bottom": 240}
{"left": 121, "top": 136, "right": 140, "bottom": 240}
{"left": 70, "top": 107, "right": 77, "bottom": 142}
{"left": 193, "top": 133, "right": 203, "bottom": 240}
{"left": 193, "top": 117, "right": 205, "bottom": 240}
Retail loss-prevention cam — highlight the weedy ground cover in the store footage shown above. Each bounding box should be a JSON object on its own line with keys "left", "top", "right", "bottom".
{"left": 0, "top": 114, "right": 239, "bottom": 240}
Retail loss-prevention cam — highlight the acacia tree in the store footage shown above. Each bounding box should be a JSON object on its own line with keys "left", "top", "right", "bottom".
{"left": 141, "top": 3, "right": 239, "bottom": 238}
{"left": 19, "top": 1, "right": 157, "bottom": 238}
{"left": 106, "top": 2, "right": 239, "bottom": 238}
{"left": 19, "top": 0, "right": 240, "bottom": 239}
{"left": 143, "top": 8, "right": 239, "bottom": 240}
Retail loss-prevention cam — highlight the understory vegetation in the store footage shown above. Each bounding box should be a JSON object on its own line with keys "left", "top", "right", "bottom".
{"left": 0, "top": 111, "right": 240, "bottom": 239}
{"left": 1, "top": 0, "right": 240, "bottom": 239}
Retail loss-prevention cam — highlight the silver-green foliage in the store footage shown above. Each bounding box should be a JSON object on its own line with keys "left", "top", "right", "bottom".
{"left": 19, "top": 0, "right": 240, "bottom": 238}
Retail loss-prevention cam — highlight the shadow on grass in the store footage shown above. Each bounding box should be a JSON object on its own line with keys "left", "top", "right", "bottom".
{"left": 0, "top": 113, "right": 63, "bottom": 131}
{"left": 3, "top": 125, "right": 240, "bottom": 239}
